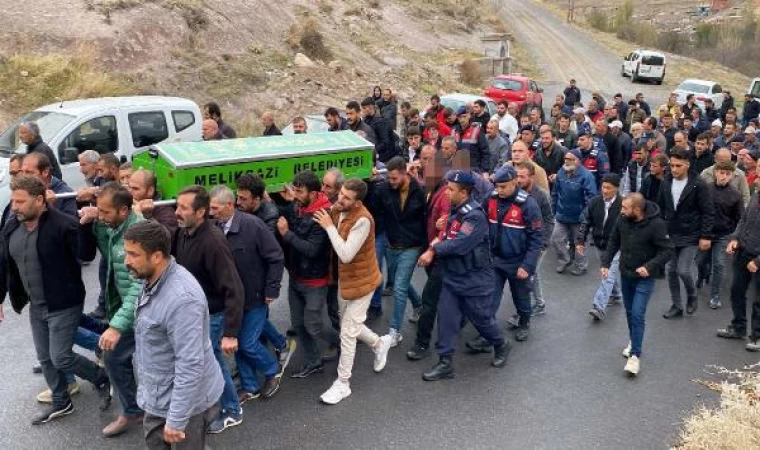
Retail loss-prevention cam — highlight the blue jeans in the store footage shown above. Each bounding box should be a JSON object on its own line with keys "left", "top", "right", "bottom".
{"left": 371, "top": 233, "right": 388, "bottom": 309}
{"left": 620, "top": 276, "right": 656, "bottom": 358}
{"left": 697, "top": 235, "right": 729, "bottom": 299}
{"left": 235, "top": 306, "right": 280, "bottom": 393}
{"left": 593, "top": 250, "right": 621, "bottom": 311}
{"left": 261, "top": 320, "right": 286, "bottom": 352}
{"left": 75, "top": 314, "right": 107, "bottom": 352}
{"left": 209, "top": 312, "right": 241, "bottom": 415}
{"left": 530, "top": 251, "right": 546, "bottom": 306}
{"left": 386, "top": 247, "right": 422, "bottom": 331}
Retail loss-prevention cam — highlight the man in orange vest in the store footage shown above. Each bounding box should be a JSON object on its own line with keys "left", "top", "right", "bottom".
{"left": 313, "top": 178, "right": 393, "bottom": 405}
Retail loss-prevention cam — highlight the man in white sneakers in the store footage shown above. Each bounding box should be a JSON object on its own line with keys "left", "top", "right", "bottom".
{"left": 313, "top": 178, "right": 392, "bottom": 404}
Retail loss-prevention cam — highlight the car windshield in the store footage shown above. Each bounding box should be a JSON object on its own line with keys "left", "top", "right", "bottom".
{"left": 750, "top": 80, "right": 760, "bottom": 98}
{"left": 641, "top": 55, "right": 664, "bottom": 66}
{"left": 0, "top": 111, "right": 75, "bottom": 157}
{"left": 677, "top": 82, "right": 711, "bottom": 94}
{"left": 491, "top": 79, "right": 523, "bottom": 91}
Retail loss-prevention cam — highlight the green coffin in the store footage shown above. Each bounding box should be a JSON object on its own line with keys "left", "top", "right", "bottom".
{"left": 132, "top": 131, "right": 375, "bottom": 199}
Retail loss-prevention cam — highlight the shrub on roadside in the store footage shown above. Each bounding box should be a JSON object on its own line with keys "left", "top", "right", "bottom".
{"left": 459, "top": 58, "right": 482, "bottom": 86}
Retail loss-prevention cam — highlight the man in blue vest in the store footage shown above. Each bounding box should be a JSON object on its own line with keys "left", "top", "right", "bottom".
{"left": 575, "top": 128, "right": 610, "bottom": 189}
{"left": 417, "top": 170, "right": 510, "bottom": 381}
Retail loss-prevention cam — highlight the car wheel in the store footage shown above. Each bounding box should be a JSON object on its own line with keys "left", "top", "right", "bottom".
{"left": 655, "top": 77, "right": 663, "bottom": 85}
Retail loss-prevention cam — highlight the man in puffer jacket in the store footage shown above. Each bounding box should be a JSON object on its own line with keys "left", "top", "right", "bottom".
{"left": 551, "top": 149, "right": 597, "bottom": 276}
{"left": 79, "top": 182, "right": 144, "bottom": 437}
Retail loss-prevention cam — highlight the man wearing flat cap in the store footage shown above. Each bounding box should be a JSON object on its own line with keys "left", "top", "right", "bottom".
{"left": 417, "top": 170, "right": 510, "bottom": 381}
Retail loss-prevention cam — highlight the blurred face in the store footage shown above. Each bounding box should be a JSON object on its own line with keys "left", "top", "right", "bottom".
{"left": 540, "top": 132, "right": 553, "bottom": 148}
{"left": 669, "top": 158, "right": 689, "bottom": 179}
{"left": 559, "top": 117, "right": 569, "bottom": 130}
{"left": 383, "top": 89, "right": 392, "bottom": 102}
{"left": 98, "top": 160, "right": 118, "bottom": 182}
{"left": 650, "top": 161, "right": 663, "bottom": 176}
{"left": 633, "top": 149, "right": 647, "bottom": 163}
{"left": 516, "top": 167, "right": 533, "bottom": 190}
{"left": 563, "top": 155, "right": 577, "bottom": 172}
{"left": 79, "top": 157, "right": 99, "bottom": 179}
{"left": 636, "top": 94, "right": 644, "bottom": 102}
{"left": 11, "top": 188, "right": 44, "bottom": 222}
{"left": 176, "top": 193, "right": 203, "bottom": 230}
{"left": 595, "top": 121, "right": 607, "bottom": 135}
{"left": 97, "top": 193, "right": 127, "bottom": 228}
{"left": 473, "top": 103, "right": 483, "bottom": 115}
{"left": 428, "top": 127, "right": 439, "bottom": 140}
{"left": 128, "top": 172, "right": 152, "bottom": 202}
{"left": 19, "top": 125, "right": 36, "bottom": 145}
{"left": 420, "top": 147, "right": 436, "bottom": 170}
{"left": 407, "top": 134, "right": 421, "bottom": 148}
{"left": 507, "top": 104, "right": 518, "bottom": 117}
{"left": 292, "top": 120, "right": 307, "bottom": 134}
{"left": 725, "top": 124, "right": 735, "bottom": 136}
{"left": 601, "top": 182, "right": 618, "bottom": 201}
{"left": 715, "top": 169, "right": 733, "bottom": 186}
{"left": 321, "top": 172, "right": 339, "bottom": 199}
{"left": 361, "top": 104, "right": 375, "bottom": 118}
{"left": 673, "top": 134, "right": 687, "bottom": 148}
{"left": 741, "top": 151, "right": 756, "bottom": 169}
{"left": 442, "top": 141, "right": 457, "bottom": 159}
{"left": 236, "top": 189, "right": 261, "bottom": 214}
{"left": 446, "top": 181, "right": 468, "bottom": 206}
{"left": 21, "top": 157, "right": 49, "bottom": 186}
{"left": 520, "top": 130, "right": 534, "bottom": 144}
{"left": 529, "top": 110, "right": 540, "bottom": 123}
{"left": 497, "top": 104, "right": 507, "bottom": 116}
{"left": 578, "top": 135, "right": 591, "bottom": 150}
{"left": 431, "top": 98, "right": 440, "bottom": 108}
{"left": 486, "top": 121, "right": 499, "bottom": 138}
{"left": 387, "top": 169, "right": 408, "bottom": 190}
{"left": 683, "top": 118, "right": 693, "bottom": 129}
{"left": 346, "top": 108, "right": 360, "bottom": 125}
{"left": 335, "top": 187, "right": 359, "bottom": 212}
{"left": 209, "top": 197, "right": 233, "bottom": 221}
{"left": 511, "top": 142, "right": 529, "bottom": 163}
{"left": 400, "top": 106, "right": 409, "bottom": 118}
{"left": 661, "top": 116, "right": 672, "bottom": 128}
{"left": 495, "top": 179, "right": 518, "bottom": 199}
{"left": 555, "top": 95, "right": 563, "bottom": 104}
{"left": 262, "top": 114, "right": 273, "bottom": 127}
{"left": 458, "top": 113, "right": 470, "bottom": 128}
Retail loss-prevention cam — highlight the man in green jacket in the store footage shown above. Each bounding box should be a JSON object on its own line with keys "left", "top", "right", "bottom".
{"left": 80, "top": 182, "right": 144, "bottom": 438}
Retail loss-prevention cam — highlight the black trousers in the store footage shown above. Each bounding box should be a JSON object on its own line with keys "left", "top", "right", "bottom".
{"left": 416, "top": 264, "right": 443, "bottom": 348}
{"left": 144, "top": 404, "right": 218, "bottom": 450}
{"left": 730, "top": 250, "right": 760, "bottom": 339}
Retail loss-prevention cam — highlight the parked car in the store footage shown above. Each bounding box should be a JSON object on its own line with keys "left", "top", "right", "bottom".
{"left": 621, "top": 49, "right": 666, "bottom": 84}
{"left": 673, "top": 79, "right": 724, "bottom": 110}
{"left": 440, "top": 93, "right": 499, "bottom": 117}
{"left": 483, "top": 74, "right": 543, "bottom": 112}
{"left": 0, "top": 95, "right": 203, "bottom": 208}
{"left": 749, "top": 77, "right": 760, "bottom": 98}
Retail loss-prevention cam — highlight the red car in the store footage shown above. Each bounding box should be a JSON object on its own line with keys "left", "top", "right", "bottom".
{"left": 483, "top": 74, "right": 543, "bottom": 112}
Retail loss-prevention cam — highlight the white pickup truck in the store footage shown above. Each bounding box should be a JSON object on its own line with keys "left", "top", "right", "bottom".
{"left": 0, "top": 96, "right": 203, "bottom": 208}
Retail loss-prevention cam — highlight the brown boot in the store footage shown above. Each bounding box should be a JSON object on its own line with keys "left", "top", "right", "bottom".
{"left": 102, "top": 414, "right": 143, "bottom": 438}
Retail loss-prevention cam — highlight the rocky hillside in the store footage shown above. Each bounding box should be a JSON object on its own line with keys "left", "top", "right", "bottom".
{"left": 0, "top": 0, "right": 513, "bottom": 133}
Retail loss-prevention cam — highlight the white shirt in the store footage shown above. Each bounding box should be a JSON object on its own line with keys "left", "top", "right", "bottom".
{"left": 671, "top": 177, "right": 688, "bottom": 209}
{"left": 325, "top": 215, "right": 371, "bottom": 264}
{"left": 603, "top": 195, "right": 617, "bottom": 226}
{"left": 497, "top": 113, "right": 518, "bottom": 143}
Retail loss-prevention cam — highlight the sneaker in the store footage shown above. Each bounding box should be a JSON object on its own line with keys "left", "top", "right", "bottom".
{"left": 556, "top": 263, "right": 570, "bottom": 274}
{"left": 663, "top": 306, "right": 684, "bottom": 319}
{"left": 320, "top": 379, "right": 351, "bottom": 405}
{"left": 589, "top": 306, "right": 605, "bottom": 321}
{"left": 238, "top": 390, "right": 260, "bottom": 406}
{"left": 32, "top": 401, "right": 74, "bottom": 425}
{"left": 261, "top": 376, "right": 281, "bottom": 398}
{"left": 717, "top": 326, "right": 745, "bottom": 340}
{"left": 746, "top": 339, "right": 760, "bottom": 352}
{"left": 37, "top": 381, "right": 80, "bottom": 404}
{"left": 624, "top": 355, "right": 640, "bottom": 376}
{"left": 686, "top": 296, "right": 698, "bottom": 315}
{"left": 515, "top": 326, "right": 529, "bottom": 342}
{"left": 389, "top": 329, "right": 403, "bottom": 348}
{"left": 709, "top": 297, "right": 722, "bottom": 309}
{"left": 275, "top": 339, "right": 297, "bottom": 376}
{"left": 32, "top": 364, "right": 42, "bottom": 374}
{"left": 207, "top": 411, "right": 243, "bottom": 434}
{"left": 290, "top": 363, "right": 324, "bottom": 379}
{"left": 406, "top": 343, "right": 430, "bottom": 361}
{"left": 532, "top": 303, "right": 546, "bottom": 316}
{"left": 608, "top": 296, "right": 622, "bottom": 306}
{"left": 570, "top": 267, "right": 587, "bottom": 276}
{"left": 409, "top": 307, "right": 422, "bottom": 324}
{"left": 506, "top": 314, "right": 520, "bottom": 329}
{"left": 622, "top": 342, "right": 631, "bottom": 358}
{"left": 373, "top": 335, "right": 392, "bottom": 372}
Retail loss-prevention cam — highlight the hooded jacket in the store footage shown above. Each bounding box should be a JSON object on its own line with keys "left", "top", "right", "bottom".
{"left": 552, "top": 165, "right": 598, "bottom": 224}
{"left": 602, "top": 201, "right": 672, "bottom": 279}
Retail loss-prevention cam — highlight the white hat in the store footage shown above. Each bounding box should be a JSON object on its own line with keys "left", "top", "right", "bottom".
{"left": 573, "top": 107, "right": 586, "bottom": 115}
{"left": 609, "top": 120, "right": 623, "bottom": 129}
{"left": 712, "top": 119, "right": 722, "bottom": 128}
{"left": 744, "top": 126, "right": 757, "bottom": 134}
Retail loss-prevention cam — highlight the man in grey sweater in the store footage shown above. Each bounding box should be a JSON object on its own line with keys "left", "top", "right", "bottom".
{"left": 124, "top": 221, "right": 223, "bottom": 449}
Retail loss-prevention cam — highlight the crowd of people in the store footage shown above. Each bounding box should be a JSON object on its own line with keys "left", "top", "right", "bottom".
{"left": 1, "top": 85, "right": 760, "bottom": 449}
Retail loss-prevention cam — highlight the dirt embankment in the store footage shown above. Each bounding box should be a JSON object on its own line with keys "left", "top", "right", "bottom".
{"left": 0, "top": 0, "right": 510, "bottom": 132}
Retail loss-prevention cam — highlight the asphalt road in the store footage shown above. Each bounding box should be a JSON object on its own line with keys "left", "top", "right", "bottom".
{"left": 499, "top": 0, "right": 674, "bottom": 105}
{"left": 0, "top": 249, "right": 757, "bottom": 449}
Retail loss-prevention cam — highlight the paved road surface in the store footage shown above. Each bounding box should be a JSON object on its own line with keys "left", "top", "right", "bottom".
{"left": 499, "top": 0, "right": 673, "bottom": 104}
{"left": 0, "top": 251, "right": 756, "bottom": 449}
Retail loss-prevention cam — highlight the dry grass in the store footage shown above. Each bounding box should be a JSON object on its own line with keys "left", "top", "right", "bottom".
{"left": 286, "top": 17, "right": 332, "bottom": 61}
{"left": 673, "top": 363, "right": 760, "bottom": 450}
{"left": 459, "top": 58, "right": 483, "bottom": 86}
{"left": 0, "top": 46, "right": 137, "bottom": 116}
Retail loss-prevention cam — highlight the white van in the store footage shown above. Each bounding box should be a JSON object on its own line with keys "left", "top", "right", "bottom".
{"left": 0, "top": 96, "right": 203, "bottom": 193}
{"left": 621, "top": 50, "right": 666, "bottom": 84}
{"left": 750, "top": 78, "right": 760, "bottom": 98}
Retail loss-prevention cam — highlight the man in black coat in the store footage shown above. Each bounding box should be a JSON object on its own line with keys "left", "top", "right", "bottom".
{"left": 261, "top": 112, "right": 282, "bottom": 136}
{"left": 656, "top": 149, "right": 715, "bottom": 319}
{"left": 19, "top": 122, "right": 63, "bottom": 180}
{"left": 602, "top": 193, "right": 673, "bottom": 375}
{"left": 0, "top": 175, "right": 110, "bottom": 424}
{"left": 361, "top": 97, "right": 397, "bottom": 163}
{"left": 578, "top": 174, "right": 623, "bottom": 319}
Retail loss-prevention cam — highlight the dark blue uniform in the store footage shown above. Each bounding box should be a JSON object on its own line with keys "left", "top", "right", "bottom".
{"left": 577, "top": 140, "right": 610, "bottom": 189}
{"left": 433, "top": 197, "right": 505, "bottom": 357}
{"left": 486, "top": 189, "right": 544, "bottom": 325}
